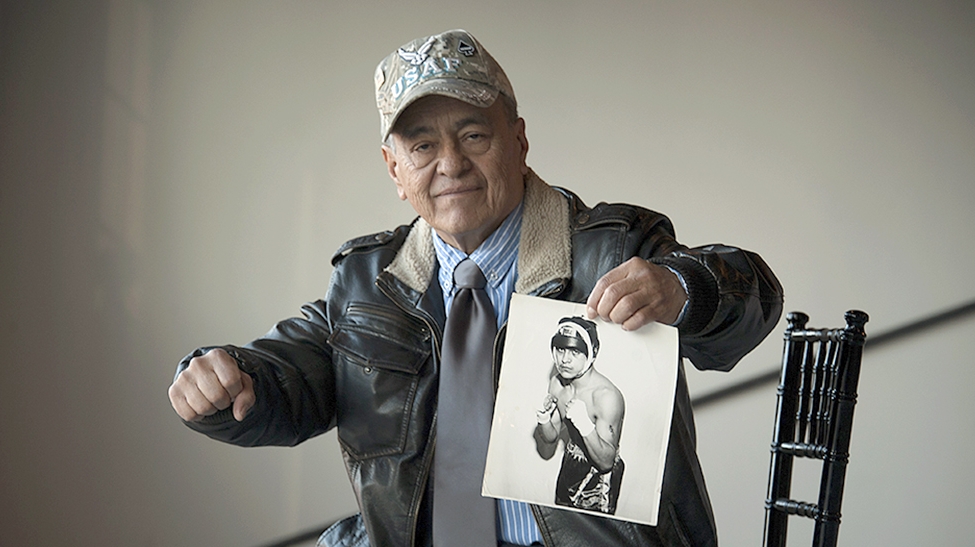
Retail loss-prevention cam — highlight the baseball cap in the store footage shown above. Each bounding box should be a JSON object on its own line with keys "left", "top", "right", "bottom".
{"left": 374, "top": 29, "right": 516, "bottom": 141}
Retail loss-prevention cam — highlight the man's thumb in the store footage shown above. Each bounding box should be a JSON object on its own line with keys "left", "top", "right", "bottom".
{"left": 232, "top": 372, "right": 256, "bottom": 422}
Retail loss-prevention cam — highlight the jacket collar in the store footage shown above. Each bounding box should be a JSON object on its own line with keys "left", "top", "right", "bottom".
{"left": 384, "top": 169, "right": 572, "bottom": 297}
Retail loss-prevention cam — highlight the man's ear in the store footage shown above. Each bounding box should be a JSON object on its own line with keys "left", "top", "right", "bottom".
{"left": 381, "top": 144, "right": 407, "bottom": 201}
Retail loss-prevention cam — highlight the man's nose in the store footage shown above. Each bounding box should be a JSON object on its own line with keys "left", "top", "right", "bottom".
{"left": 437, "top": 139, "right": 470, "bottom": 178}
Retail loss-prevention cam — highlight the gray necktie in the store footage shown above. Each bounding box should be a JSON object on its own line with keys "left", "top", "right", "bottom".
{"left": 434, "top": 258, "right": 498, "bottom": 546}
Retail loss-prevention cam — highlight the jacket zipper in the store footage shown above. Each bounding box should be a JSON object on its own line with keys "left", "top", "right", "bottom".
{"left": 530, "top": 503, "right": 555, "bottom": 546}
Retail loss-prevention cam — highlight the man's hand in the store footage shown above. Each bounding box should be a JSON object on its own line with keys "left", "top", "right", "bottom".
{"left": 168, "top": 348, "right": 256, "bottom": 422}
{"left": 537, "top": 394, "right": 558, "bottom": 424}
{"left": 586, "top": 257, "right": 687, "bottom": 331}
{"left": 565, "top": 399, "right": 595, "bottom": 437}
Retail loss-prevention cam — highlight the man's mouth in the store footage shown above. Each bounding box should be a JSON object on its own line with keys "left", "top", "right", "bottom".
{"left": 435, "top": 185, "right": 480, "bottom": 198}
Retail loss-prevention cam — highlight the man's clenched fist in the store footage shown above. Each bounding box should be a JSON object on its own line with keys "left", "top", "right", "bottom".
{"left": 168, "top": 348, "right": 255, "bottom": 422}
{"left": 565, "top": 398, "right": 595, "bottom": 437}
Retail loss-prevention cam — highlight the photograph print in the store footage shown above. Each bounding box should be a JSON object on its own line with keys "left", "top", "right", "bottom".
{"left": 483, "top": 294, "right": 679, "bottom": 526}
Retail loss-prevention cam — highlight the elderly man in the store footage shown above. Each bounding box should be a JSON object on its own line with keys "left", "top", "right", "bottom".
{"left": 168, "top": 29, "right": 783, "bottom": 547}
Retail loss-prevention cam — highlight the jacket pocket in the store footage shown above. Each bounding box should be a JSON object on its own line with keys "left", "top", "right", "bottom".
{"left": 328, "top": 302, "right": 432, "bottom": 459}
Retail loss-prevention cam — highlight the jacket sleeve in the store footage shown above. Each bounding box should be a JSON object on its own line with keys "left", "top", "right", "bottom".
{"left": 174, "top": 299, "right": 337, "bottom": 447}
{"left": 644, "top": 222, "right": 784, "bottom": 372}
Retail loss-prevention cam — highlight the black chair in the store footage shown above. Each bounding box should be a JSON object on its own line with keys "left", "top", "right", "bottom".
{"left": 763, "top": 310, "right": 869, "bottom": 547}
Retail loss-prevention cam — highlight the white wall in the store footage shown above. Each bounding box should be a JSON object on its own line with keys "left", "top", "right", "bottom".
{"left": 1, "top": 0, "right": 972, "bottom": 545}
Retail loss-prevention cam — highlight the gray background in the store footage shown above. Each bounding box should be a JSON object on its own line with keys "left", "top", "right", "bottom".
{"left": 2, "top": 1, "right": 973, "bottom": 545}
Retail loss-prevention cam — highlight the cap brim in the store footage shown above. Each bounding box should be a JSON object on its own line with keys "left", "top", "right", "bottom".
{"left": 382, "top": 78, "right": 499, "bottom": 141}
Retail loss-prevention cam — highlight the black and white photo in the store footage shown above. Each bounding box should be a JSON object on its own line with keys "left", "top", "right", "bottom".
{"left": 484, "top": 294, "right": 680, "bottom": 526}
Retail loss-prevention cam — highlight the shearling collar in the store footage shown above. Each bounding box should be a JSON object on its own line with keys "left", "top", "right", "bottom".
{"left": 384, "top": 169, "right": 572, "bottom": 296}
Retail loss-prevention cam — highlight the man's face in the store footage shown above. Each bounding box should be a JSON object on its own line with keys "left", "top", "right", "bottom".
{"left": 554, "top": 346, "right": 589, "bottom": 379}
{"left": 382, "top": 95, "right": 529, "bottom": 254}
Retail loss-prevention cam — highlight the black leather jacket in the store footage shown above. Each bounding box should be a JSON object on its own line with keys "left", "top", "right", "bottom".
{"left": 178, "top": 173, "right": 783, "bottom": 547}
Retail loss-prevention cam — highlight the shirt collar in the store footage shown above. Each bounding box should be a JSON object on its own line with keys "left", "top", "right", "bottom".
{"left": 433, "top": 199, "right": 523, "bottom": 294}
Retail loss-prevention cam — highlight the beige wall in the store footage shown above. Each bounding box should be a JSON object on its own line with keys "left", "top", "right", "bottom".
{"left": 1, "top": 0, "right": 973, "bottom": 545}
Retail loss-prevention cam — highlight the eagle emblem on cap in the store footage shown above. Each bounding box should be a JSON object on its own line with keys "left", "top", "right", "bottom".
{"left": 397, "top": 36, "right": 437, "bottom": 66}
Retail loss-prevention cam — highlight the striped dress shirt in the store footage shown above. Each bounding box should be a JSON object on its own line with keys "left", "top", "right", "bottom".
{"left": 432, "top": 199, "right": 545, "bottom": 545}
